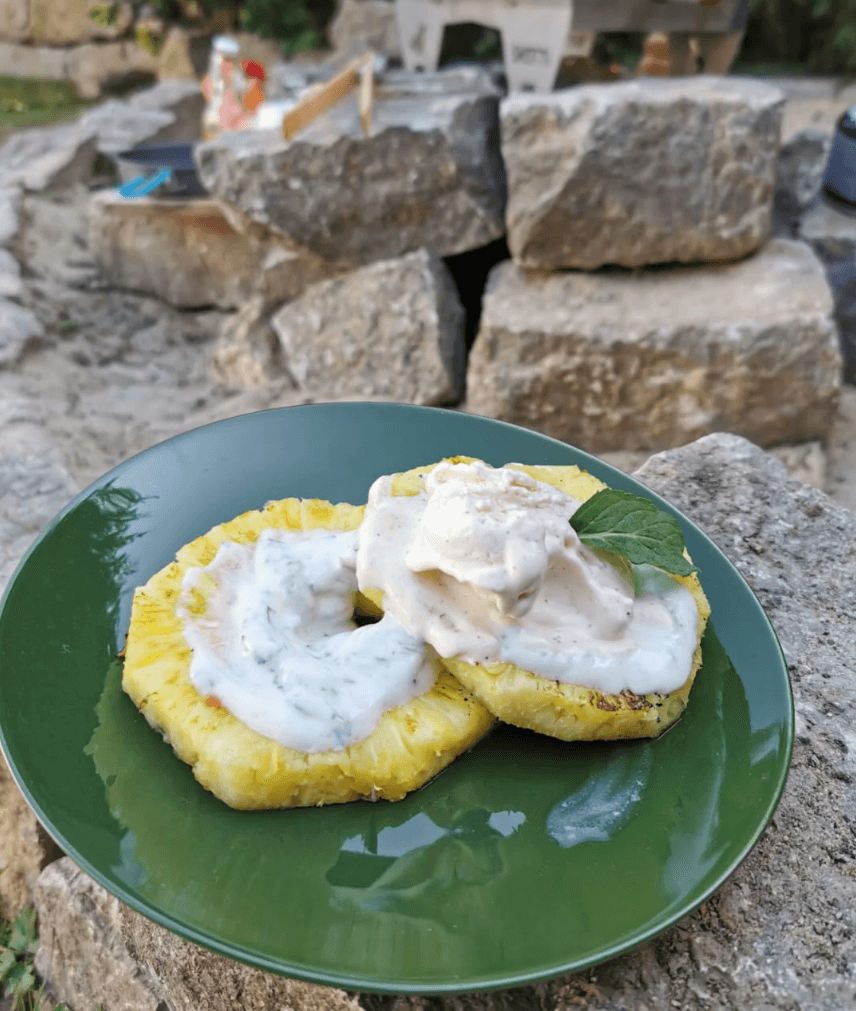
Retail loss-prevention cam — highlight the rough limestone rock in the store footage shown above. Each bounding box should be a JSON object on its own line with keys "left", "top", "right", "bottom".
{"left": 79, "top": 80, "right": 204, "bottom": 161}
{"left": 212, "top": 295, "right": 289, "bottom": 389}
{"left": 774, "top": 128, "right": 832, "bottom": 235}
{"left": 127, "top": 79, "right": 204, "bottom": 136}
{"left": 0, "top": 39, "right": 68, "bottom": 81}
{"left": 120, "top": 905, "right": 366, "bottom": 1011}
{"left": 66, "top": 40, "right": 159, "bottom": 100}
{"left": 0, "top": 755, "right": 62, "bottom": 918}
{"left": 799, "top": 196, "right": 856, "bottom": 381}
{"left": 466, "top": 239, "right": 840, "bottom": 452}
{"left": 0, "top": 0, "right": 28, "bottom": 40}
{"left": 195, "top": 67, "right": 506, "bottom": 265}
{"left": 501, "top": 75, "right": 784, "bottom": 270}
{"left": 34, "top": 860, "right": 164, "bottom": 1011}
{"left": 0, "top": 187, "right": 21, "bottom": 247}
{"left": 0, "top": 38, "right": 157, "bottom": 99}
{"left": 0, "top": 121, "right": 97, "bottom": 192}
{"left": 328, "top": 0, "right": 401, "bottom": 59}
{"left": 0, "top": 299, "right": 44, "bottom": 367}
{"left": 27, "top": 0, "right": 134, "bottom": 44}
{"left": 271, "top": 248, "right": 465, "bottom": 404}
{"left": 0, "top": 248, "right": 23, "bottom": 300}
{"left": 34, "top": 857, "right": 365, "bottom": 1011}
{"left": 89, "top": 191, "right": 344, "bottom": 310}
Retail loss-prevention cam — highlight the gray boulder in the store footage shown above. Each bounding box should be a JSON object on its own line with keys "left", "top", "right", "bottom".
{"left": 89, "top": 191, "right": 344, "bottom": 310}
{"left": 466, "top": 239, "right": 841, "bottom": 452}
{"left": 774, "top": 127, "right": 831, "bottom": 235}
{"left": 212, "top": 295, "right": 290, "bottom": 389}
{"left": 271, "top": 248, "right": 465, "bottom": 405}
{"left": 82, "top": 80, "right": 203, "bottom": 159}
{"left": 0, "top": 121, "right": 97, "bottom": 192}
{"left": 195, "top": 67, "right": 506, "bottom": 265}
{"left": 34, "top": 860, "right": 166, "bottom": 1011}
{"left": 0, "top": 299, "right": 44, "bottom": 367}
{"left": 0, "top": 248, "right": 23, "bottom": 300}
{"left": 0, "top": 187, "right": 21, "bottom": 247}
{"left": 35, "top": 857, "right": 366, "bottom": 1011}
{"left": 501, "top": 75, "right": 784, "bottom": 270}
{"left": 328, "top": 0, "right": 401, "bottom": 59}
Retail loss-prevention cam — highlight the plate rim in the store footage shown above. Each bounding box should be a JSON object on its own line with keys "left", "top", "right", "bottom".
{"left": 0, "top": 402, "right": 795, "bottom": 995}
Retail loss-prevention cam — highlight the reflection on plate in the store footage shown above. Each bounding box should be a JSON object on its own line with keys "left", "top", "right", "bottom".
{"left": 0, "top": 403, "right": 793, "bottom": 994}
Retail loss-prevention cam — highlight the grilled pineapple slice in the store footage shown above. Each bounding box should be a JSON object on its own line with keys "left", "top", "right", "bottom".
{"left": 362, "top": 459, "right": 711, "bottom": 742}
{"left": 123, "top": 496, "right": 494, "bottom": 810}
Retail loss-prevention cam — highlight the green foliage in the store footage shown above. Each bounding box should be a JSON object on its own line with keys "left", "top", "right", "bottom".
{"left": 239, "top": 0, "right": 334, "bottom": 51}
{"left": 0, "top": 75, "right": 94, "bottom": 144}
{"left": 89, "top": 2, "right": 120, "bottom": 29}
{"left": 0, "top": 905, "right": 39, "bottom": 1011}
{"left": 743, "top": 0, "right": 856, "bottom": 73}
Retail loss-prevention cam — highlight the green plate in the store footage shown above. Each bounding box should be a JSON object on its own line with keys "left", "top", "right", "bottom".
{"left": 0, "top": 403, "right": 793, "bottom": 994}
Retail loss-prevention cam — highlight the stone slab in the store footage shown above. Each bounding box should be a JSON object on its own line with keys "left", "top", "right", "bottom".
{"left": 0, "top": 37, "right": 158, "bottom": 97}
{"left": 28, "top": 0, "right": 132, "bottom": 44}
{"left": 0, "top": 121, "right": 97, "bottom": 191}
{"left": 328, "top": 0, "right": 400, "bottom": 59}
{"left": 120, "top": 904, "right": 367, "bottom": 1011}
{"left": 271, "top": 248, "right": 465, "bottom": 404}
{"left": 34, "top": 859, "right": 164, "bottom": 1011}
{"left": 0, "top": 187, "right": 21, "bottom": 247}
{"left": 0, "top": 247, "right": 23, "bottom": 299}
{"left": 0, "top": 37, "right": 67, "bottom": 78}
{"left": 0, "top": 0, "right": 28, "bottom": 40}
{"left": 212, "top": 295, "right": 290, "bottom": 389}
{"left": 0, "top": 298, "right": 44, "bottom": 366}
{"left": 465, "top": 239, "right": 841, "bottom": 452}
{"left": 195, "top": 66, "right": 506, "bottom": 265}
{"left": 65, "top": 39, "right": 159, "bottom": 99}
{"left": 88, "top": 191, "right": 344, "bottom": 310}
{"left": 774, "top": 127, "right": 832, "bottom": 235}
{"left": 501, "top": 75, "right": 784, "bottom": 270}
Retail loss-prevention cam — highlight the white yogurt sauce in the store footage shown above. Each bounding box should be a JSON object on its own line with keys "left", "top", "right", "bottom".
{"left": 177, "top": 527, "right": 438, "bottom": 753}
{"left": 356, "top": 461, "right": 700, "bottom": 697}
{"left": 177, "top": 461, "right": 701, "bottom": 754}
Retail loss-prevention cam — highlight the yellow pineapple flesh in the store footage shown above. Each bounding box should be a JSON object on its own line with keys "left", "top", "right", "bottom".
{"left": 363, "top": 459, "right": 711, "bottom": 742}
{"left": 122, "top": 496, "right": 494, "bottom": 810}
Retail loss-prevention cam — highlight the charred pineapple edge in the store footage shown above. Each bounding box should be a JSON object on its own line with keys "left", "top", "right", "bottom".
{"left": 360, "top": 457, "right": 712, "bottom": 742}
{"left": 122, "top": 496, "right": 495, "bottom": 810}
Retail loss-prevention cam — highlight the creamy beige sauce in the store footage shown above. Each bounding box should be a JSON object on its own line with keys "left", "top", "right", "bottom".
{"left": 356, "top": 461, "right": 699, "bottom": 696}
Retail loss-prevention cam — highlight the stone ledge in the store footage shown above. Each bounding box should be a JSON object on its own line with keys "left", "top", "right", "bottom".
{"left": 465, "top": 239, "right": 841, "bottom": 452}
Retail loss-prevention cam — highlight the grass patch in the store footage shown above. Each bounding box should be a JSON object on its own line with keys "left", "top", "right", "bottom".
{"left": 0, "top": 76, "right": 95, "bottom": 145}
{"left": 0, "top": 901, "right": 74, "bottom": 1011}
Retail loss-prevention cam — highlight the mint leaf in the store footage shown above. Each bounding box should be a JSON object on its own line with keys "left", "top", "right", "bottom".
{"left": 570, "top": 489, "right": 697, "bottom": 577}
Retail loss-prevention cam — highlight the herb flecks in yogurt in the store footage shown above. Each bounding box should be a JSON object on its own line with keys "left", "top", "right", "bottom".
{"left": 177, "top": 527, "right": 437, "bottom": 754}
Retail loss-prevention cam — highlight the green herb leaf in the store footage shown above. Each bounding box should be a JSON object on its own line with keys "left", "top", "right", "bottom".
{"left": 0, "top": 948, "right": 15, "bottom": 983}
{"left": 570, "top": 489, "right": 697, "bottom": 577}
{"left": 8, "top": 909, "right": 36, "bottom": 955}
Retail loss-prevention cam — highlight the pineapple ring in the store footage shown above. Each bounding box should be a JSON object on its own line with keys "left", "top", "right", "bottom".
{"left": 361, "top": 459, "right": 711, "bottom": 742}
{"left": 122, "top": 497, "right": 494, "bottom": 810}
